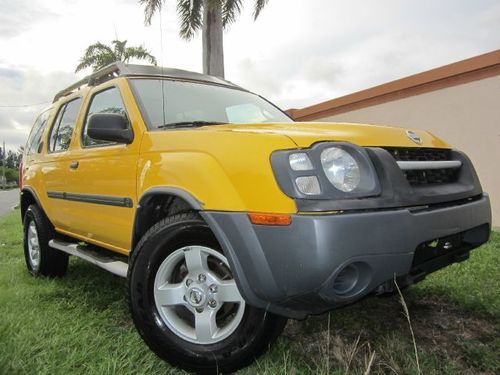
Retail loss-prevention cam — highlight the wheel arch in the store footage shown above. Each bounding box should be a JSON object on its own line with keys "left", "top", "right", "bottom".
{"left": 131, "top": 187, "right": 271, "bottom": 315}
{"left": 131, "top": 187, "right": 204, "bottom": 250}
{"left": 20, "top": 187, "right": 43, "bottom": 221}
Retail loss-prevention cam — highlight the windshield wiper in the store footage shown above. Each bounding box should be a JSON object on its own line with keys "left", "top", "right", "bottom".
{"left": 157, "top": 121, "right": 229, "bottom": 129}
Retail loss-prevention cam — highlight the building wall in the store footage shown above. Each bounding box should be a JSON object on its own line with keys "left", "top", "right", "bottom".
{"left": 317, "top": 75, "right": 500, "bottom": 226}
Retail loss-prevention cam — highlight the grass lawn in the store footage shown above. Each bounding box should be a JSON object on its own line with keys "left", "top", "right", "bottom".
{"left": 0, "top": 209, "right": 498, "bottom": 374}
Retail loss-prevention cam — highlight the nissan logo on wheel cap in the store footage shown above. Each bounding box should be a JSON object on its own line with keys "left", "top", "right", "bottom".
{"left": 406, "top": 130, "right": 423, "bottom": 144}
{"left": 187, "top": 287, "right": 206, "bottom": 307}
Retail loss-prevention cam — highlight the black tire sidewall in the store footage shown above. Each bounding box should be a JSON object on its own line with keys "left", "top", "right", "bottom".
{"left": 128, "top": 213, "right": 286, "bottom": 374}
{"left": 23, "top": 206, "right": 46, "bottom": 275}
{"left": 23, "top": 204, "right": 68, "bottom": 277}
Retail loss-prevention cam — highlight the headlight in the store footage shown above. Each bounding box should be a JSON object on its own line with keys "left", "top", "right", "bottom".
{"left": 320, "top": 147, "right": 360, "bottom": 192}
{"left": 270, "top": 142, "right": 380, "bottom": 201}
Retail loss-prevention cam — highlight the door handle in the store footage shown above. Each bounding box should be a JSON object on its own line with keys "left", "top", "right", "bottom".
{"left": 69, "top": 161, "right": 79, "bottom": 169}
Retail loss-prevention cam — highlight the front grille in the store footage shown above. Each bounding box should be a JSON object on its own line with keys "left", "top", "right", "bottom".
{"left": 383, "top": 147, "right": 451, "bottom": 161}
{"left": 403, "top": 168, "right": 458, "bottom": 185}
{"left": 382, "top": 147, "right": 459, "bottom": 186}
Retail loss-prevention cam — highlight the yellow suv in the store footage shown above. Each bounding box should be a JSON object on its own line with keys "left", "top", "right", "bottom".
{"left": 21, "top": 62, "right": 491, "bottom": 373}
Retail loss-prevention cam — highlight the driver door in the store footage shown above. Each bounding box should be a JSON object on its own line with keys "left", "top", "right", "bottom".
{"left": 63, "top": 83, "right": 141, "bottom": 254}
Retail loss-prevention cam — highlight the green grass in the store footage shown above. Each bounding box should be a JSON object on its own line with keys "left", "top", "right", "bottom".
{"left": 0, "top": 209, "right": 498, "bottom": 374}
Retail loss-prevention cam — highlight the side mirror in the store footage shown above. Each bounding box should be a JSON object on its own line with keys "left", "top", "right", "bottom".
{"left": 87, "top": 113, "right": 134, "bottom": 144}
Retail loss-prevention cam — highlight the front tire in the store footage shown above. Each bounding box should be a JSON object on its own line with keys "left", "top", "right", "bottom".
{"left": 23, "top": 204, "right": 69, "bottom": 277}
{"left": 128, "top": 212, "right": 287, "bottom": 374}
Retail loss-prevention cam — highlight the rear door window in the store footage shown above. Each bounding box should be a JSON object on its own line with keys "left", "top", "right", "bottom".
{"left": 48, "top": 98, "right": 82, "bottom": 153}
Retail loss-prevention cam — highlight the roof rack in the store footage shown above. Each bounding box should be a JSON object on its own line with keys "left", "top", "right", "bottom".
{"left": 52, "top": 62, "right": 238, "bottom": 103}
{"left": 52, "top": 62, "right": 127, "bottom": 102}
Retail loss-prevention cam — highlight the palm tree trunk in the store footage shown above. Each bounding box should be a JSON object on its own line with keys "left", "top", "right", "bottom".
{"left": 202, "top": 0, "right": 224, "bottom": 78}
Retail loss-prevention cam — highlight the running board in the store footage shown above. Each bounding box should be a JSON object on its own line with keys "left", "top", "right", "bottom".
{"left": 49, "top": 239, "right": 128, "bottom": 278}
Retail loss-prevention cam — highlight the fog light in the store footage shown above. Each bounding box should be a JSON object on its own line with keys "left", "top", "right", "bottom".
{"left": 295, "top": 176, "right": 321, "bottom": 195}
{"left": 333, "top": 264, "right": 359, "bottom": 295}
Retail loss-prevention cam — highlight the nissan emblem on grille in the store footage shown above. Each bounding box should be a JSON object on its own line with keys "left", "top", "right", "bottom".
{"left": 406, "top": 130, "right": 423, "bottom": 144}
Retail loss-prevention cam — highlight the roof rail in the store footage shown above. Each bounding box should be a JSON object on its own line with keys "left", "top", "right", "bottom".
{"left": 52, "top": 62, "right": 128, "bottom": 103}
{"left": 52, "top": 62, "right": 239, "bottom": 103}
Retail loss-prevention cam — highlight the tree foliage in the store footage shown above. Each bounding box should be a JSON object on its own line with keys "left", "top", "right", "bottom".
{"left": 75, "top": 40, "right": 157, "bottom": 73}
{"left": 0, "top": 146, "right": 22, "bottom": 183}
{"left": 0, "top": 167, "right": 18, "bottom": 183}
{"left": 139, "top": 0, "right": 269, "bottom": 40}
{"left": 0, "top": 147, "right": 21, "bottom": 170}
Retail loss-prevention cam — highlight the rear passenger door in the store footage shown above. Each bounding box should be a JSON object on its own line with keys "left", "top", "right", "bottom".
{"left": 22, "top": 109, "right": 51, "bottom": 211}
{"left": 63, "top": 84, "right": 141, "bottom": 254}
{"left": 42, "top": 97, "right": 83, "bottom": 230}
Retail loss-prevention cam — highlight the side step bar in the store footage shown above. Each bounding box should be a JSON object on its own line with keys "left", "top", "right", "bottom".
{"left": 49, "top": 239, "right": 129, "bottom": 278}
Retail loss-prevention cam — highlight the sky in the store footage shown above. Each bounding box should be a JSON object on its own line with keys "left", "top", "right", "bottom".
{"left": 0, "top": 0, "right": 499, "bottom": 152}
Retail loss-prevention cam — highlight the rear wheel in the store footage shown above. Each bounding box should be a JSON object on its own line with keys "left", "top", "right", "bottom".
{"left": 128, "top": 212, "right": 287, "bottom": 374}
{"left": 23, "top": 204, "right": 68, "bottom": 277}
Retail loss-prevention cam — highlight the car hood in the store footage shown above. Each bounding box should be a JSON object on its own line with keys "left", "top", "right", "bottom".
{"left": 206, "top": 122, "right": 451, "bottom": 148}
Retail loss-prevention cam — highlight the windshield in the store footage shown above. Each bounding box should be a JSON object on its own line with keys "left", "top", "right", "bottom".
{"left": 129, "top": 78, "right": 292, "bottom": 129}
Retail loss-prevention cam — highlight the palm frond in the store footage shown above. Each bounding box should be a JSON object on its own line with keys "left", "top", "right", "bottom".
{"left": 140, "top": 0, "right": 164, "bottom": 25}
{"left": 81, "top": 42, "right": 115, "bottom": 59}
{"left": 222, "top": 0, "right": 242, "bottom": 28}
{"left": 124, "top": 46, "right": 158, "bottom": 65}
{"left": 253, "top": 0, "right": 269, "bottom": 19}
{"left": 76, "top": 39, "right": 157, "bottom": 72}
{"left": 177, "top": 0, "right": 203, "bottom": 40}
{"left": 75, "top": 42, "right": 116, "bottom": 72}
{"left": 75, "top": 59, "right": 93, "bottom": 73}
{"left": 93, "top": 53, "right": 119, "bottom": 70}
{"left": 112, "top": 40, "right": 128, "bottom": 60}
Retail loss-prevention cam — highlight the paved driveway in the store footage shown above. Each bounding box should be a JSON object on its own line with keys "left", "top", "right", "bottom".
{"left": 0, "top": 189, "right": 19, "bottom": 217}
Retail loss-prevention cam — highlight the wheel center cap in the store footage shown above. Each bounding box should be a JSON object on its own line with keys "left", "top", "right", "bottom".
{"left": 187, "top": 287, "right": 206, "bottom": 307}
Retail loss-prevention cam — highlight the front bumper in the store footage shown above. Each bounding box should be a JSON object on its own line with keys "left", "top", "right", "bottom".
{"left": 201, "top": 194, "right": 491, "bottom": 319}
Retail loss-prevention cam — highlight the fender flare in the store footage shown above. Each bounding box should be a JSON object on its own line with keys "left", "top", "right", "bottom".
{"left": 130, "top": 186, "right": 263, "bottom": 309}
{"left": 131, "top": 187, "right": 204, "bottom": 250}
{"left": 20, "top": 187, "right": 43, "bottom": 219}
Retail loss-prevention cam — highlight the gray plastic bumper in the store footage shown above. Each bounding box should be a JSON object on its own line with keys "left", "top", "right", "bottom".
{"left": 201, "top": 194, "right": 491, "bottom": 319}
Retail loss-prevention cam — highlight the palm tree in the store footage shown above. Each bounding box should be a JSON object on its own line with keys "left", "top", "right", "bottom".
{"left": 75, "top": 40, "right": 157, "bottom": 73}
{"left": 140, "top": 0, "right": 269, "bottom": 78}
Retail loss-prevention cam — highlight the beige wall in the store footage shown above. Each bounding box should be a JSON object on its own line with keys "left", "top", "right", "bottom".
{"left": 318, "top": 75, "right": 500, "bottom": 226}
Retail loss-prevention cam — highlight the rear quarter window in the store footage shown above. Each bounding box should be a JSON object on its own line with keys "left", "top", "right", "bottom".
{"left": 26, "top": 110, "right": 51, "bottom": 155}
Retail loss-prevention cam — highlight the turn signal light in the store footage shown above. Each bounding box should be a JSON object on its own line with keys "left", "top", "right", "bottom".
{"left": 248, "top": 213, "right": 292, "bottom": 226}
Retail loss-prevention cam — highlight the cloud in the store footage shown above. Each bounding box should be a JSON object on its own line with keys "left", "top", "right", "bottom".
{"left": 0, "top": 0, "right": 499, "bottom": 148}
{"left": 0, "top": 67, "right": 22, "bottom": 81}
{"left": 225, "top": 0, "right": 500, "bottom": 109}
{"left": 234, "top": 57, "right": 283, "bottom": 96}
{"left": 301, "top": 57, "right": 343, "bottom": 87}
{"left": 0, "top": 0, "right": 56, "bottom": 38}
{"left": 0, "top": 67, "right": 75, "bottom": 150}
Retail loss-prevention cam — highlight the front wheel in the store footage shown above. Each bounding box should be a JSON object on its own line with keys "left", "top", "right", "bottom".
{"left": 128, "top": 212, "right": 287, "bottom": 374}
